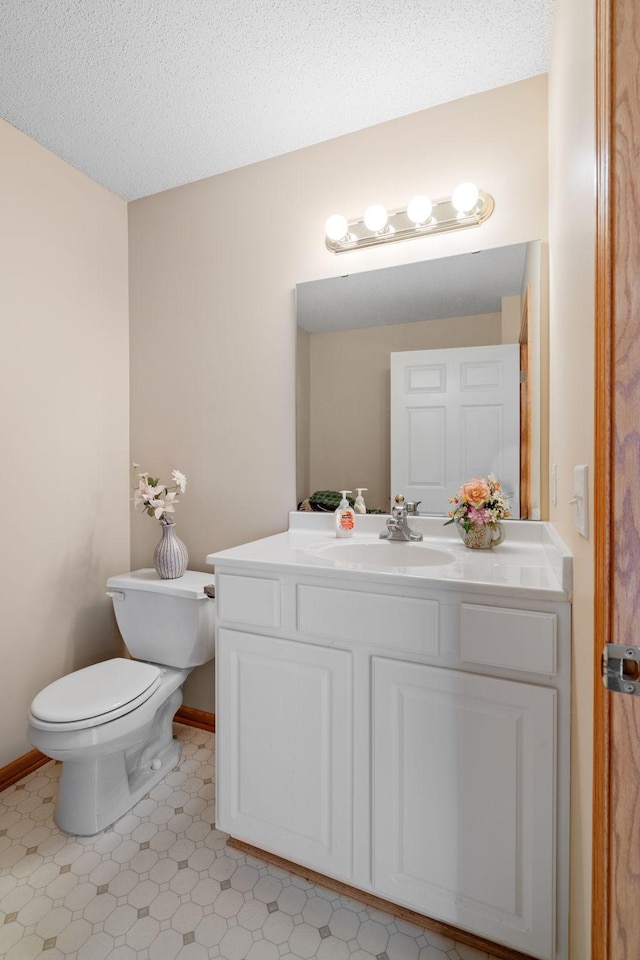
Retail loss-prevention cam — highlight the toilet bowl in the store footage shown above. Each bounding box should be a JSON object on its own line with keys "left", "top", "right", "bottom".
{"left": 28, "top": 569, "right": 216, "bottom": 836}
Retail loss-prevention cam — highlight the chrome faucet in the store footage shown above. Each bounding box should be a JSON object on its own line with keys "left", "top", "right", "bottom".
{"left": 380, "top": 494, "right": 424, "bottom": 542}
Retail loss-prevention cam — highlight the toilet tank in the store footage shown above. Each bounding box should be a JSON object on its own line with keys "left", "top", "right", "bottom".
{"left": 106, "top": 569, "right": 216, "bottom": 668}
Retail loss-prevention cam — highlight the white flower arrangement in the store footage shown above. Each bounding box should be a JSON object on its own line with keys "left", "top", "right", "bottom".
{"left": 131, "top": 463, "right": 187, "bottom": 524}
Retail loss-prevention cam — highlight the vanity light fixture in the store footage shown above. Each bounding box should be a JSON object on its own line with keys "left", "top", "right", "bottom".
{"left": 451, "top": 181, "right": 480, "bottom": 215}
{"left": 325, "top": 182, "right": 494, "bottom": 253}
{"left": 406, "top": 194, "right": 433, "bottom": 225}
{"left": 325, "top": 214, "right": 352, "bottom": 244}
{"left": 363, "top": 203, "right": 391, "bottom": 234}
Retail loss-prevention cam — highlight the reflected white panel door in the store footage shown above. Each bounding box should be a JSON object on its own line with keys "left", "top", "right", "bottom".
{"left": 390, "top": 344, "right": 520, "bottom": 515}
{"left": 216, "top": 628, "right": 353, "bottom": 878}
{"left": 372, "top": 657, "right": 556, "bottom": 959}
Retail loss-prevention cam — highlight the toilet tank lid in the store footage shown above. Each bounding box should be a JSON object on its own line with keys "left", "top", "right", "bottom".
{"left": 106, "top": 569, "right": 215, "bottom": 600}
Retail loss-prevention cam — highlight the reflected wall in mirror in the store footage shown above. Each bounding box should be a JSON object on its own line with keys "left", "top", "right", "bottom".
{"left": 296, "top": 241, "right": 548, "bottom": 519}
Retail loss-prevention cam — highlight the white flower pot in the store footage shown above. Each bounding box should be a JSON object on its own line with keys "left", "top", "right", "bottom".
{"left": 455, "top": 518, "right": 505, "bottom": 550}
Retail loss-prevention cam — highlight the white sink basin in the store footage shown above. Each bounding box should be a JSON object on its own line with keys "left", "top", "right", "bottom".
{"left": 311, "top": 540, "right": 455, "bottom": 569}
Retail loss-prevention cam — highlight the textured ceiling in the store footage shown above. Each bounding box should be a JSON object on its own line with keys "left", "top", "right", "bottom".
{"left": 0, "top": 1, "right": 555, "bottom": 201}
{"left": 296, "top": 243, "right": 528, "bottom": 334}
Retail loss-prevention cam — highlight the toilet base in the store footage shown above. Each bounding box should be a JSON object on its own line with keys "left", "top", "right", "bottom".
{"left": 53, "top": 687, "right": 183, "bottom": 836}
{"left": 55, "top": 737, "right": 180, "bottom": 836}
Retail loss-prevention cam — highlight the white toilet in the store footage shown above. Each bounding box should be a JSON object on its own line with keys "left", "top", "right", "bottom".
{"left": 28, "top": 569, "right": 216, "bottom": 836}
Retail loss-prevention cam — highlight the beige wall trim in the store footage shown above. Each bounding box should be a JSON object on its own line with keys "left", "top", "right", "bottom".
{"left": 175, "top": 706, "right": 215, "bottom": 732}
{"left": 0, "top": 749, "right": 49, "bottom": 793}
{"left": 228, "top": 837, "right": 537, "bottom": 960}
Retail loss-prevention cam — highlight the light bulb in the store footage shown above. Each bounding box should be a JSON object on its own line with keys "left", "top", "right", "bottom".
{"left": 364, "top": 204, "right": 388, "bottom": 233}
{"left": 452, "top": 182, "right": 480, "bottom": 213}
{"left": 325, "top": 214, "right": 349, "bottom": 243}
{"left": 407, "top": 195, "right": 433, "bottom": 225}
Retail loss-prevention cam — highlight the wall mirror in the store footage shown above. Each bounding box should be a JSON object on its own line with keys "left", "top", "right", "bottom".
{"left": 296, "top": 240, "right": 547, "bottom": 519}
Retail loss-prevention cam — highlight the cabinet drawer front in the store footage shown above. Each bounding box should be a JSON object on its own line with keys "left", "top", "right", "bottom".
{"left": 217, "top": 573, "right": 280, "bottom": 628}
{"left": 297, "top": 585, "right": 439, "bottom": 656}
{"left": 460, "top": 604, "right": 557, "bottom": 675}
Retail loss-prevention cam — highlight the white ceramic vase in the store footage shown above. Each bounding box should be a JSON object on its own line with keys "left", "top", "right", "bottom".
{"left": 153, "top": 521, "right": 188, "bottom": 579}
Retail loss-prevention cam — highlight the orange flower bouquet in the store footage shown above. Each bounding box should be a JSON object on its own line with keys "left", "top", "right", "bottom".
{"left": 444, "top": 474, "right": 510, "bottom": 533}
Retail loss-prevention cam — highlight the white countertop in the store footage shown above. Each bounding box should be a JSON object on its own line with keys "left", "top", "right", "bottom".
{"left": 206, "top": 513, "right": 572, "bottom": 602}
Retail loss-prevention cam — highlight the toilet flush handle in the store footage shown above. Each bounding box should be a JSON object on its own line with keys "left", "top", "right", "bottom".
{"left": 106, "top": 590, "right": 125, "bottom": 601}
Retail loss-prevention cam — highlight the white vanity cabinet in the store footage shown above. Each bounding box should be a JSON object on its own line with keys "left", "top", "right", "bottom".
{"left": 209, "top": 520, "right": 571, "bottom": 960}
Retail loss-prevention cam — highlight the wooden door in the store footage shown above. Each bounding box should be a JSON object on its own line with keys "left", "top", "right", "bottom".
{"left": 593, "top": 0, "right": 640, "bottom": 955}
{"left": 390, "top": 344, "right": 521, "bottom": 516}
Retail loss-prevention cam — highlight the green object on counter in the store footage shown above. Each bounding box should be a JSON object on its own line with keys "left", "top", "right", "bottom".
{"left": 305, "top": 490, "right": 383, "bottom": 514}
{"left": 309, "top": 490, "right": 355, "bottom": 512}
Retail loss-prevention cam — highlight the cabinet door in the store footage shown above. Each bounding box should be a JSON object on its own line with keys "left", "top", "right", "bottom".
{"left": 217, "top": 628, "right": 353, "bottom": 878}
{"left": 372, "top": 657, "right": 556, "bottom": 960}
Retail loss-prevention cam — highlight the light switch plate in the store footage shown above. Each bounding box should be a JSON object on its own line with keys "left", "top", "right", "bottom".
{"left": 573, "top": 464, "right": 589, "bottom": 538}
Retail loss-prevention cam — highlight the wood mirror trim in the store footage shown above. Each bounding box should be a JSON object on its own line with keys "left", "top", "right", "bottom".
{"left": 520, "top": 282, "right": 532, "bottom": 519}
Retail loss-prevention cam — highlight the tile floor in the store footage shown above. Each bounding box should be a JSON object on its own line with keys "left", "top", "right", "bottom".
{"left": 0, "top": 725, "right": 503, "bottom": 960}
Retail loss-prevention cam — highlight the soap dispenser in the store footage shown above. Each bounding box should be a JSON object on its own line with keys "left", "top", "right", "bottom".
{"left": 335, "top": 491, "right": 356, "bottom": 538}
{"left": 354, "top": 488, "right": 368, "bottom": 514}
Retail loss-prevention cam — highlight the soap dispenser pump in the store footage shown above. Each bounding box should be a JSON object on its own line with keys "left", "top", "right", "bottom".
{"left": 335, "top": 491, "right": 356, "bottom": 538}
{"left": 354, "top": 488, "right": 368, "bottom": 514}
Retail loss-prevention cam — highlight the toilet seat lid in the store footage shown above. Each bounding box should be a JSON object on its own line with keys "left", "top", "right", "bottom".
{"left": 30, "top": 658, "right": 163, "bottom": 724}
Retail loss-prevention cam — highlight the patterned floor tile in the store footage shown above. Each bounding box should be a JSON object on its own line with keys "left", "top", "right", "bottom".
{"left": 0, "top": 725, "right": 492, "bottom": 959}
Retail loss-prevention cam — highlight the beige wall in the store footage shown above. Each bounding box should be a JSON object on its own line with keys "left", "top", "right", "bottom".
{"left": 128, "top": 76, "right": 549, "bottom": 709}
{"left": 548, "top": 0, "right": 596, "bottom": 955}
{"left": 501, "top": 295, "right": 522, "bottom": 344}
{"left": 0, "top": 119, "right": 130, "bottom": 766}
{"left": 305, "top": 313, "right": 501, "bottom": 513}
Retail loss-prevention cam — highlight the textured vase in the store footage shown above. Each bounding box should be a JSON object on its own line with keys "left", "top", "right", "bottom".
{"left": 455, "top": 519, "right": 505, "bottom": 550}
{"left": 154, "top": 522, "right": 188, "bottom": 579}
